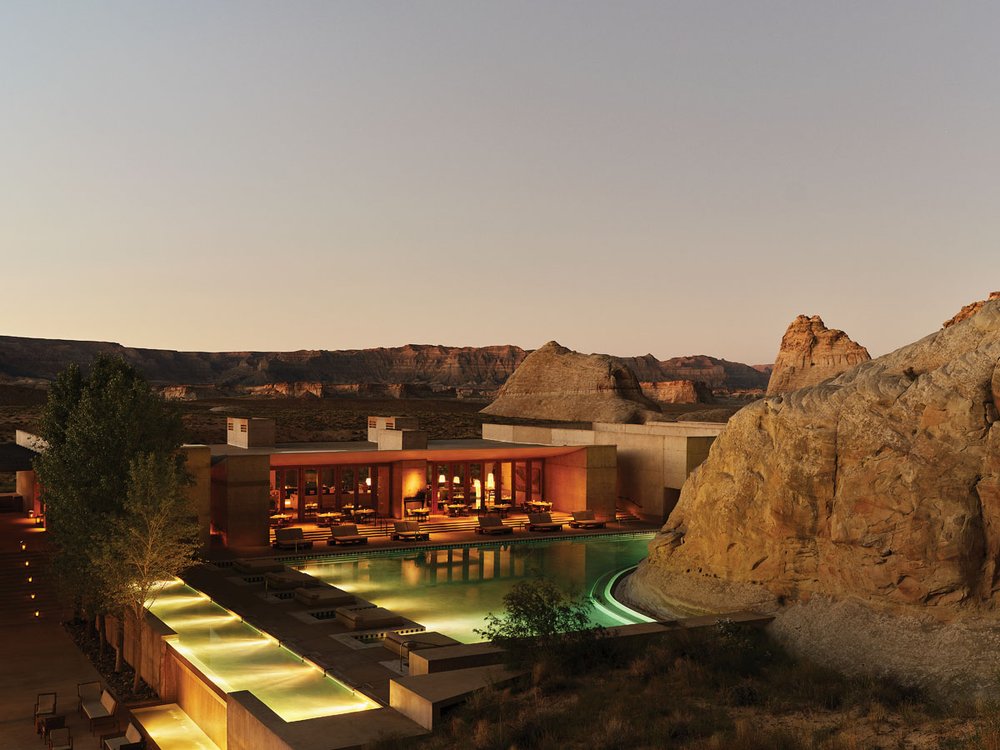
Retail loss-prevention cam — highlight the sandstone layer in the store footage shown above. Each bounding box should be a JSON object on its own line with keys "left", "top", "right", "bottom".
{"left": 943, "top": 291, "right": 1000, "bottom": 328}
{"left": 481, "top": 341, "right": 661, "bottom": 424}
{"left": 628, "top": 299, "right": 1000, "bottom": 620}
{"left": 640, "top": 380, "right": 714, "bottom": 404}
{"left": 766, "top": 315, "right": 870, "bottom": 395}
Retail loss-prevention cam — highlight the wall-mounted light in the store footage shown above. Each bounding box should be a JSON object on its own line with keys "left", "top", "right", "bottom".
{"left": 438, "top": 474, "right": 446, "bottom": 485}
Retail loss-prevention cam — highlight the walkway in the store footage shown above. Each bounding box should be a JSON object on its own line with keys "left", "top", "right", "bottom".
{"left": 0, "top": 512, "right": 105, "bottom": 750}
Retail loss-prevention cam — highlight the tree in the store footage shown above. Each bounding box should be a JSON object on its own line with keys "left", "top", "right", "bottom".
{"left": 475, "top": 578, "right": 599, "bottom": 662}
{"left": 34, "top": 355, "right": 187, "bottom": 643}
{"left": 91, "top": 452, "right": 200, "bottom": 691}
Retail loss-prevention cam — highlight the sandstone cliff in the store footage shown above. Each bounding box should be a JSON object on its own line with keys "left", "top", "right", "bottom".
{"left": 943, "top": 291, "right": 1000, "bottom": 328}
{"left": 481, "top": 341, "right": 661, "bottom": 423}
{"left": 624, "top": 354, "right": 770, "bottom": 390}
{"left": 628, "top": 299, "right": 1000, "bottom": 620}
{"left": 640, "top": 380, "right": 714, "bottom": 404}
{"left": 766, "top": 315, "right": 870, "bottom": 395}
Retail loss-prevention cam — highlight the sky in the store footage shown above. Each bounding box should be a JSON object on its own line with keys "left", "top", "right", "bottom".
{"left": 2, "top": 2, "right": 998, "bottom": 365}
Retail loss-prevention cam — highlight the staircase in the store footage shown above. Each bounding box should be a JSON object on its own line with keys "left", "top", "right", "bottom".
{"left": 0, "top": 513, "right": 59, "bottom": 627}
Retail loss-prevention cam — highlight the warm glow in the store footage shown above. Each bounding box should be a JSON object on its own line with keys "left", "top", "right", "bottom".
{"left": 437, "top": 474, "right": 446, "bottom": 484}
{"left": 453, "top": 475, "right": 460, "bottom": 484}
{"left": 365, "top": 477, "right": 371, "bottom": 487}
{"left": 486, "top": 473, "right": 495, "bottom": 489}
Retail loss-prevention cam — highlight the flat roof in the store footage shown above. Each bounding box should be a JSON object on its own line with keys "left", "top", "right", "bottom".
{"left": 0, "top": 442, "right": 36, "bottom": 472}
{"left": 208, "top": 438, "right": 593, "bottom": 464}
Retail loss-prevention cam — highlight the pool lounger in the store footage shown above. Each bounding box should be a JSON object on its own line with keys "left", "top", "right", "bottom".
{"left": 293, "top": 585, "right": 356, "bottom": 607}
{"left": 527, "top": 512, "right": 564, "bottom": 532}
{"left": 569, "top": 510, "right": 607, "bottom": 529}
{"left": 335, "top": 605, "right": 405, "bottom": 630}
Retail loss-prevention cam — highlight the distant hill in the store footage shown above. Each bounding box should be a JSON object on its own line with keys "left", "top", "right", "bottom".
{"left": 0, "top": 335, "right": 771, "bottom": 395}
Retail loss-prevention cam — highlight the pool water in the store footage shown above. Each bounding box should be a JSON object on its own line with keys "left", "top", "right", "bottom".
{"left": 298, "top": 532, "right": 655, "bottom": 643}
{"left": 147, "top": 581, "right": 378, "bottom": 722}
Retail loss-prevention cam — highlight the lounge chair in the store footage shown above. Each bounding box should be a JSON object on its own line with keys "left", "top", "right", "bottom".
{"left": 391, "top": 520, "right": 429, "bottom": 541}
{"left": 527, "top": 512, "right": 563, "bottom": 532}
{"left": 82, "top": 689, "right": 117, "bottom": 732}
{"left": 273, "top": 526, "right": 314, "bottom": 551}
{"left": 335, "top": 605, "right": 405, "bottom": 630}
{"left": 327, "top": 524, "right": 368, "bottom": 546}
{"left": 476, "top": 514, "right": 513, "bottom": 535}
{"left": 100, "top": 722, "right": 143, "bottom": 750}
{"left": 293, "top": 585, "right": 355, "bottom": 607}
{"left": 76, "top": 681, "right": 100, "bottom": 717}
{"left": 34, "top": 691, "right": 56, "bottom": 733}
{"left": 233, "top": 558, "right": 285, "bottom": 575}
{"left": 48, "top": 727, "right": 73, "bottom": 750}
{"left": 569, "top": 510, "right": 607, "bottom": 529}
{"left": 264, "top": 568, "right": 321, "bottom": 591}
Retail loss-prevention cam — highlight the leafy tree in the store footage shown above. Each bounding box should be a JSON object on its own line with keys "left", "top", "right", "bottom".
{"left": 91, "top": 452, "right": 200, "bottom": 691}
{"left": 34, "top": 355, "right": 187, "bottom": 636}
{"left": 475, "top": 578, "right": 599, "bottom": 662}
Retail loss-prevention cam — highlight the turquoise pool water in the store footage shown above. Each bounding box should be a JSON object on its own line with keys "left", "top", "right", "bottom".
{"left": 298, "top": 532, "right": 655, "bottom": 643}
{"left": 147, "top": 581, "right": 378, "bottom": 722}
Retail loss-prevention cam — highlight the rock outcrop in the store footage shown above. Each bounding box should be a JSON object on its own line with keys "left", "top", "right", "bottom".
{"left": 627, "top": 299, "right": 1000, "bottom": 621}
{"left": 943, "top": 291, "right": 1000, "bottom": 328}
{"left": 624, "top": 354, "right": 770, "bottom": 390}
{"left": 766, "top": 315, "right": 870, "bottom": 395}
{"left": 481, "top": 341, "right": 661, "bottom": 424}
{"left": 640, "top": 380, "right": 714, "bottom": 404}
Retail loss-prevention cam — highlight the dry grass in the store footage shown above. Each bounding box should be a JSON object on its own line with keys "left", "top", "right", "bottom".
{"left": 372, "top": 623, "right": 997, "bottom": 750}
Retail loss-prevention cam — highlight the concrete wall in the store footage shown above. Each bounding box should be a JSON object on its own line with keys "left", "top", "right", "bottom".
{"left": 211, "top": 454, "right": 271, "bottom": 548}
{"left": 482, "top": 420, "right": 726, "bottom": 521}
{"left": 15, "top": 470, "right": 40, "bottom": 516}
{"left": 226, "top": 418, "right": 276, "bottom": 449}
{"left": 376, "top": 430, "right": 428, "bottom": 451}
{"left": 543, "top": 447, "right": 616, "bottom": 519}
{"left": 182, "top": 445, "right": 212, "bottom": 550}
{"left": 163, "top": 646, "right": 229, "bottom": 750}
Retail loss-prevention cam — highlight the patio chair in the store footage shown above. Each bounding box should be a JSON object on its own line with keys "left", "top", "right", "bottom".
{"left": 47, "top": 726, "right": 73, "bottom": 750}
{"left": 476, "top": 514, "right": 513, "bottom": 535}
{"left": 34, "top": 691, "right": 56, "bottom": 733}
{"left": 82, "top": 688, "right": 117, "bottom": 733}
{"left": 77, "top": 681, "right": 100, "bottom": 716}
{"left": 569, "top": 510, "right": 607, "bottom": 529}
{"left": 39, "top": 714, "right": 66, "bottom": 741}
{"left": 527, "top": 512, "right": 563, "bottom": 532}
{"left": 273, "top": 526, "right": 314, "bottom": 551}
{"left": 327, "top": 523, "right": 368, "bottom": 546}
{"left": 100, "top": 721, "right": 144, "bottom": 750}
{"left": 391, "top": 520, "right": 429, "bottom": 541}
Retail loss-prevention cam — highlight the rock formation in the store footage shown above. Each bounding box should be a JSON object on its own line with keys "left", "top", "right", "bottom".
{"left": 943, "top": 291, "right": 1000, "bottom": 328}
{"left": 627, "top": 299, "right": 1000, "bottom": 621}
{"left": 766, "top": 315, "right": 870, "bottom": 395}
{"left": 640, "top": 380, "right": 714, "bottom": 404}
{"left": 481, "top": 341, "right": 661, "bottom": 424}
{"left": 623, "top": 354, "right": 770, "bottom": 390}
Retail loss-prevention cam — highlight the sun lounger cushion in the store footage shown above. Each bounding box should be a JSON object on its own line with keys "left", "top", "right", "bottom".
{"left": 476, "top": 515, "right": 513, "bottom": 534}
{"left": 570, "top": 510, "right": 607, "bottom": 528}
{"left": 528, "top": 512, "right": 563, "bottom": 531}
{"left": 274, "top": 527, "right": 314, "bottom": 549}
{"left": 328, "top": 524, "right": 368, "bottom": 545}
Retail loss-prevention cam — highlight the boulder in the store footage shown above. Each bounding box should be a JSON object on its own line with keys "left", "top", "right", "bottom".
{"left": 640, "top": 380, "right": 714, "bottom": 404}
{"left": 481, "top": 341, "right": 661, "bottom": 424}
{"left": 628, "top": 299, "right": 1000, "bottom": 618}
{"left": 766, "top": 315, "right": 870, "bottom": 395}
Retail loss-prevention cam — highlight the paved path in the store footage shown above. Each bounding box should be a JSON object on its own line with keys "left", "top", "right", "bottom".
{"left": 0, "top": 512, "right": 106, "bottom": 749}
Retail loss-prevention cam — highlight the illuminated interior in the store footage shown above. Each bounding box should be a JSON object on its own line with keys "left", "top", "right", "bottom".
{"left": 298, "top": 533, "right": 656, "bottom": 643}
{"left": 147, "top": 581, "right": 378, "bottom": 722}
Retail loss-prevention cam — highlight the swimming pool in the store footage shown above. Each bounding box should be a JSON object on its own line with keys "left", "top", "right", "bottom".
{"left": 147, "top": 581, "right": 378, "bottom": 722}
{"left": 297, "top": 532, "right": 656, "bottom": 643}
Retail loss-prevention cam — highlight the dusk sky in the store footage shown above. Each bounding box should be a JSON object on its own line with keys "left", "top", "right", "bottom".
{"left": 2, "top": 2, "right": 998, "bottom": 364}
